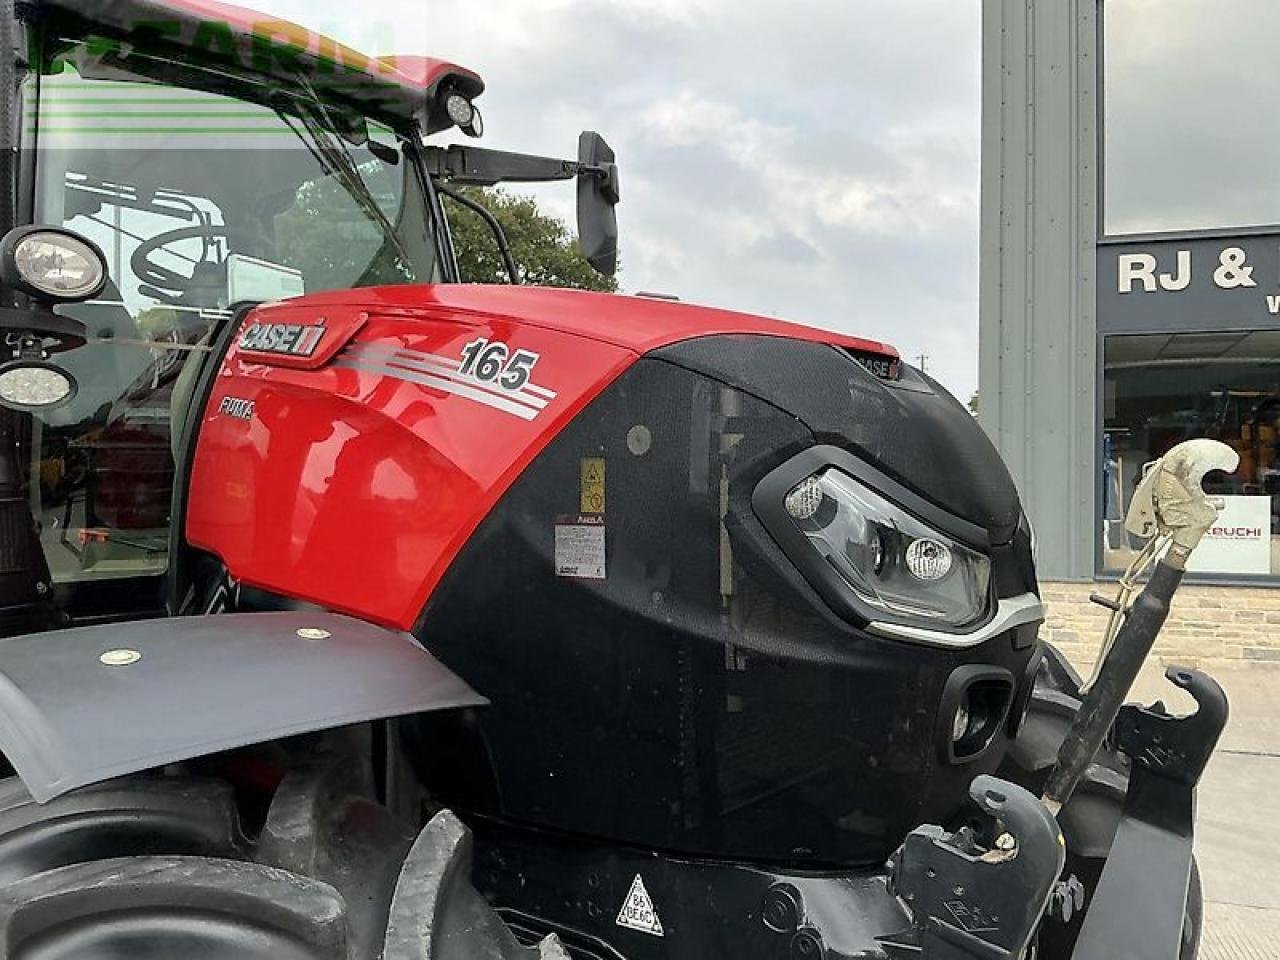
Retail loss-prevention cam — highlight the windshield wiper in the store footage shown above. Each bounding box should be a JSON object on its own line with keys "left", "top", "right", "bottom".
{"left": 276, "top": 80, "right": 414, "bottom": 272}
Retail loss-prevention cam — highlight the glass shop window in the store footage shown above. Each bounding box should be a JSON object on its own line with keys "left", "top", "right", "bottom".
{"left": 1104, "top": 0, "right": 1280, "bottom": 234}
{"left": 1102, "top": 331, "right": 1280, "bottom": 577}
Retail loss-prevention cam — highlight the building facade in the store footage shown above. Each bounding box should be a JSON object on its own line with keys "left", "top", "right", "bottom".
{"left": 979, "top": 0, "right": 1280, "bottom": 668}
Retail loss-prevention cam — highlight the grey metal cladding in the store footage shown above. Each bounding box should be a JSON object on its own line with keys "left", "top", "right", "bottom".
{"left": 0, "top": 612, "right": 487, "bottom": 803}
{"left": 978, "top": 0, "right": 1099, "bottom": 580}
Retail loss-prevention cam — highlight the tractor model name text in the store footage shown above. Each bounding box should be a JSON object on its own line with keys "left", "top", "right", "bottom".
{"left": 218, "top": 396, "right": 256, "bottom": 421}
{"left": 459, "top": 338, "right": 541, "bottom": 392}
{"left": 240, "top": 322, "right": 327, "bottom": 357}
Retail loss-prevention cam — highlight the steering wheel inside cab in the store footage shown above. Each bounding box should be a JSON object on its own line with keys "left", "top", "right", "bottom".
{"left": 131, "top": 225, "right": 261, "bottom": 307}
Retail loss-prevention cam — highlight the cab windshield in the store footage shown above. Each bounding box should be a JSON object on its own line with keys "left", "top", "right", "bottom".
{"left": 25, "top": 40, "right": 440, "bottom": 591}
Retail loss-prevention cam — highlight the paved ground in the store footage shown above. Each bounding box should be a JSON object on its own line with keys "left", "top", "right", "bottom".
{"left": 1127, "top": 663, "right": 1280, "bottom": 960}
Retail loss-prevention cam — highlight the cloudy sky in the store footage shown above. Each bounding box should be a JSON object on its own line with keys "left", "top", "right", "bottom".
{"left": 252, "top": 0, "right": 985, "bottom": 400}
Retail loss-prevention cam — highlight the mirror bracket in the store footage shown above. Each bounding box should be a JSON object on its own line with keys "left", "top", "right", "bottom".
{"left": 0, "top": 307, "right": 87, "bottom": 354}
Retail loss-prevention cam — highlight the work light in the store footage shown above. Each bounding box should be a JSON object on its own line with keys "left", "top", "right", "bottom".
{"left": 0, "top": 227, "right": 107, "bottom": 303}
{"left": 0, "top": 357, "right": 77, "bottom": 411}
{"left": 445, "top": 94, "right": 484, "bottom": 138}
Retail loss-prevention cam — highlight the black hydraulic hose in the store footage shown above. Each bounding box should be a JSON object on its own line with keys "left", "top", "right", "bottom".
{"left": 1042, "top": 559, "right": 1185, "bottom": 809}
{"left": 436, "top": 184, "right": 520, "bottom": 285}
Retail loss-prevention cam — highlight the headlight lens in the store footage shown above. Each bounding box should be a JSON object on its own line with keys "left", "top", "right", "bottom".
{"left": 0, "top": 361, "right": 77, "bottom": 410}
{"left": 12, "top": 231, "right": 106, "bottom": 300}
{"left": 784, "top": 468, "right": 991, "bottom": 628}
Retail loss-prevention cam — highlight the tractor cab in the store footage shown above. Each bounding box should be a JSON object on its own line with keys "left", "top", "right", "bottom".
{"left": 27, "top": 48, "right": 437, "bottom": 613}
{"left": 1, "top": 0, "right": 615, "bottom": 626}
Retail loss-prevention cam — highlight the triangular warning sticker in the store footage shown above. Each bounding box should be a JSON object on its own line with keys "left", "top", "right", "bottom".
{"left": 615, "top": 873, "right": 664, "bottom": 937}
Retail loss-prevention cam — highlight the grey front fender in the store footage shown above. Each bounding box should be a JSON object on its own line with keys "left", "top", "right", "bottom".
{"left": 0, "top": 612, "right": 486, "bottom": 802}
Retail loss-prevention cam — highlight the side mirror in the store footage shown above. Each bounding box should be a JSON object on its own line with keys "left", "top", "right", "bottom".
{"left": 576, "top": 132, "right": 620, "bottom": 277}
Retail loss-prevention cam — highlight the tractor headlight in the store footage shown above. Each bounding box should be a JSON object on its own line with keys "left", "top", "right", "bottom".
{"left": 0, "top": 226, "right": 108, "bottom": 303}
{"left": 782, "top": 468, "right": 991, "bottom": 630}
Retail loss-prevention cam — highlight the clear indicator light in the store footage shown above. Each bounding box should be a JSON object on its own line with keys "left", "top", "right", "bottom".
{"left": 784, "top": 476, "right": 824, "bottom": 520}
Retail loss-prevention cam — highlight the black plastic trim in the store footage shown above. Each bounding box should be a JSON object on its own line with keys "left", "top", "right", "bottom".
{"left": 1009, "top": 645, "right": 1045, "bottom": 738}
{"left": 166, "top": 302, "right": 258, "bottom": 614}
{"left": 937, "top": 664, "right": 1014, "bottom": 764}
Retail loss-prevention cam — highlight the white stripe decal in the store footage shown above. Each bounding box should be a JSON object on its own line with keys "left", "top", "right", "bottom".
{"left": 340, "top": 344, "right": 555, "bottom": 409}
{"left": 352, "top": 351, "right": 547, "bottom": 411}
{"left": 347, "top": 344, "right": 461, "bottom": 373}
{"left": 332, "top": 360, "right": 541, "bottom": 421}
{"left": 379, "top": 358, "right": 547, "bottom": 411}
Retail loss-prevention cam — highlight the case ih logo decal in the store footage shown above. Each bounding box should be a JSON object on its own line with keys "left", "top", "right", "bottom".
{"left": 240, "top": 321, "right": 327, "bottom": 358}
{"left": 848, "top": 350, "right": 900, "bottom": 381}
{"left": 334, "top": 340, "right": 557, "bottom": 421}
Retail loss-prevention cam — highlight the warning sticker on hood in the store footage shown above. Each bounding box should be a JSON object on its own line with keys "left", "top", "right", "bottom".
{"left": 555, "top": 515, "right": 606, "bottom": 580}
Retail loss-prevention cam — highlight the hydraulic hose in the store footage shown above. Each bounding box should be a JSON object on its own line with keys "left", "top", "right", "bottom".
{"left": 1042, "top": 438, "right": 1236, "bottom": 813}
{"left": 1042, "top": 557, "right": 1184, "bottom": 810}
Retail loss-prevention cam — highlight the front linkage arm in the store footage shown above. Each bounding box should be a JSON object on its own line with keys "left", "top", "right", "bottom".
{"left": 878, "top": 440, "right": 1235, "bottom": 960}
{"left": 1070, "top": 667, "right": 1227, "bottom": 960}
{"left": 878, "top": 672, "right": 1227, "bottom": 960}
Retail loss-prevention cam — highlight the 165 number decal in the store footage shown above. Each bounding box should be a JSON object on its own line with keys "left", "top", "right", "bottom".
{"left": 459, "top": 338, "right": 540, "bottom": 391}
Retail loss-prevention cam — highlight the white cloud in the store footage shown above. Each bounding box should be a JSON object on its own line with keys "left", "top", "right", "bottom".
{"left": 247, "top": 0, "right": 984, "bottom": 400}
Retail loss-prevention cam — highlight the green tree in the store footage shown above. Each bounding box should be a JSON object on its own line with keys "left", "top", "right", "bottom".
{"left": 444, "top": 186, "right": 618, "bottom": 293}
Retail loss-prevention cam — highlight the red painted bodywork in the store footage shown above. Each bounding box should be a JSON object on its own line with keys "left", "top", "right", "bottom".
{"left": 46, "top": 0, "right": 484, "bottom": 125}
{"left": 186, "top": 285, "right": 897, "bottom": 630}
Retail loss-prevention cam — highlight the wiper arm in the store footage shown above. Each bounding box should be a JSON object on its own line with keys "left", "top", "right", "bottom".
{"left": 277, "top": 81, "right": 414, "bottom": 272}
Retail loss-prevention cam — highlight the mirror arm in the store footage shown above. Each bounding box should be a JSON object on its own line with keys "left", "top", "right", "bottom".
{"left": 435, "top": 184, "right": 520, "bottom": 286}
{"left": 424, "top": 145, "right": 612, "bottom": 189}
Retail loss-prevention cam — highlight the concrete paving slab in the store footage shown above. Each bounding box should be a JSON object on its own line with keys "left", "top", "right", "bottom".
{"left": 1202, "top": 904, "right": 1280, "bottom": 960}
{"left": 1060, "top": 651, "right": 1280, "bottom": 954}
{"left": 1125, "top": 661, "right": 1280, "bottom": 954}
{"left": 1196, "top": 752, "right": 1280, "bottom": 911}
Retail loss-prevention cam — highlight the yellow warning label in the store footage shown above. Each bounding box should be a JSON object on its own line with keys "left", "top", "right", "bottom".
{"left": 580, "top": 458, "right": 606, "bottom": 514}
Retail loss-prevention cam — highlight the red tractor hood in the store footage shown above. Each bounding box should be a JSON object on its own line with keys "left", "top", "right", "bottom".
{"left": 269, "top": 284, "right": 899, "bottom": 360}
{"left": 187, "top": 283, "right": 900, "bottom": 630}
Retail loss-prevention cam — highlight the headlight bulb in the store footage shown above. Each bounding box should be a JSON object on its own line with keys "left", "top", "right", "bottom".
{"left": 905, "top": 538, "right": 953, "bottom": 581}
{"left": 784, "top": 476, "right": 824, "bottom": 521}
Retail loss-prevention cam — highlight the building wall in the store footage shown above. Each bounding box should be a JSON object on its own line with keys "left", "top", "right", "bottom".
{"left": 1041, "top": 579, "right": 1280, "bottom": 671}
{"left": 981, "top": 1, "right": 1280, "bottom": 672}
{"left": 978, "top": 0, "right": 1099, "bottom": 580}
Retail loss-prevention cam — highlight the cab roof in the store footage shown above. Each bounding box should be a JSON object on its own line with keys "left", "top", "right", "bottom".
{"left": 35, "top": 0, "right": 484, "bottom": 131}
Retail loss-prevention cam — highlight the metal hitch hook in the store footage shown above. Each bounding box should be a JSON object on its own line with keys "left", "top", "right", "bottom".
{"left": 1115, "top": 667, "right": 1229, "bottom": 789}
{"left": 880, "top": 775, "right": 1065, "bottom": 960}
{"left": 1070, "top": 668, "right": 1229, "bottom": 960}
